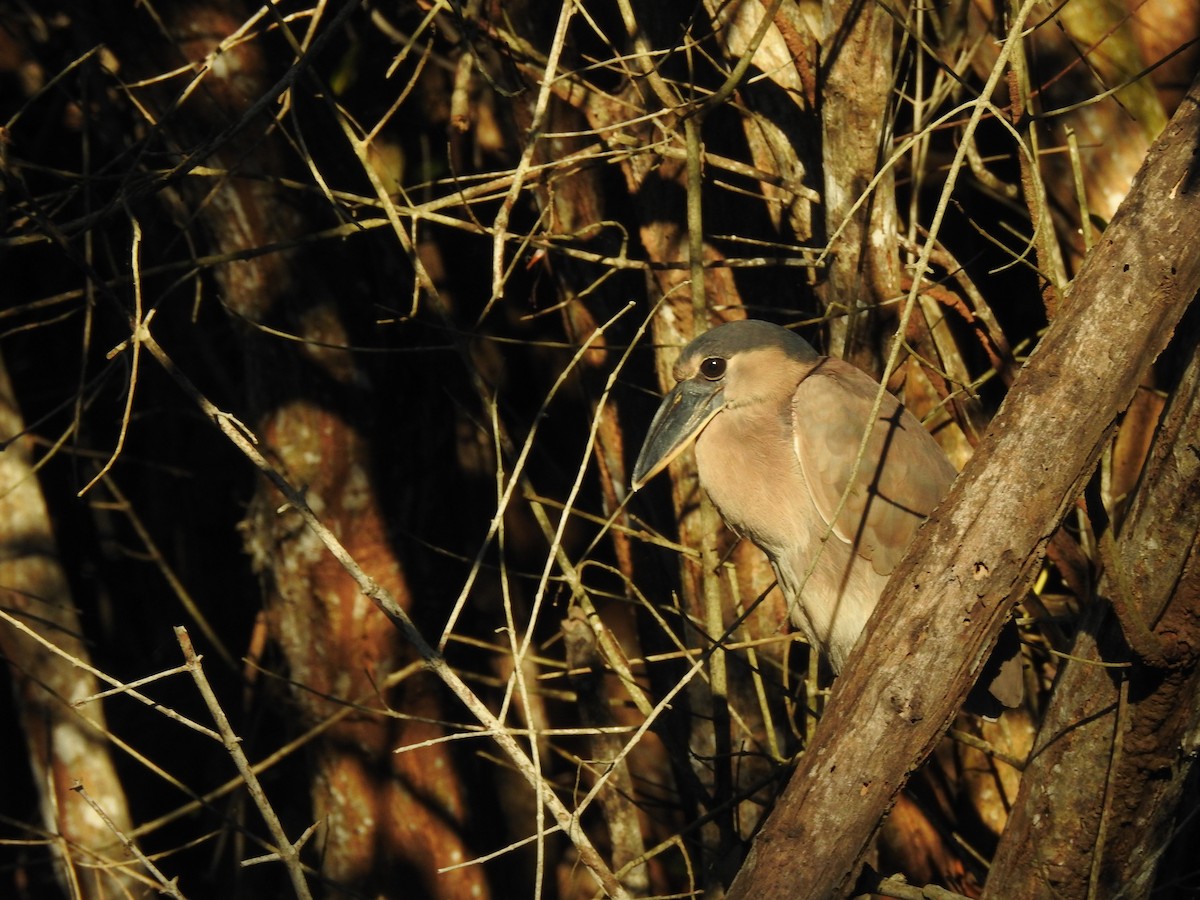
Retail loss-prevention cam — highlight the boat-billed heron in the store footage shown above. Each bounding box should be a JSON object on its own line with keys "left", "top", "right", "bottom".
{"left": 632, "top": 319, "right": 1022, "bottom": 718}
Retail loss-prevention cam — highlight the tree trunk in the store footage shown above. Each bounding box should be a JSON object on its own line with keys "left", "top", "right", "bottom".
{"left": 0, "top": 355, "right": 139, "bottom": 899}
{"left": 819, "top": 0, "right": 899, "bottom": 371}
{"left": 985, "top": 316, "right": 1200, "bottom": 898}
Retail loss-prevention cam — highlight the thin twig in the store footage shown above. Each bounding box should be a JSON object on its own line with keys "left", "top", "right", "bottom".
{"left": 483, "top": 0, "right": 575, "bottom": 317}
{"left": 175, "top": 628, "right": 315, "bottom": 900}
{"left": 0, "top": 607, "right": 221, "bottom": 740}
{"left": 77, "top": 216, "right": 144, "bottom": 497}
{"left": 71, "top": 782, "right": 186, "bottom": 899}
{"left": 437, "top": 303, "right": 636, "bottom": 650}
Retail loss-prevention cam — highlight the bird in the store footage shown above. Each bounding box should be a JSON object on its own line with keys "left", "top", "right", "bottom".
{"left": 631, "top": 319, "right": 1022, "bottom": 718}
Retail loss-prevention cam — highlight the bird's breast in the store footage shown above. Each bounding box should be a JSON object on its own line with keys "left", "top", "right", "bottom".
{"left": 694, "top": 403, "right": 884, "bottom": 670}
{"left": 693, "top": 405, "right": 808, "bottom": 551}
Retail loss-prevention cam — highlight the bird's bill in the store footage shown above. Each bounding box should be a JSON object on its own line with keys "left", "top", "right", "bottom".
{"left": 631, "top": 379, "right": 725, "bottom": 490}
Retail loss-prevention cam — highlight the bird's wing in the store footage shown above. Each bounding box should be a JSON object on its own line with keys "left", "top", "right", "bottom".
{"left": 791, "top": 359, "right": 958, "bottom": 575}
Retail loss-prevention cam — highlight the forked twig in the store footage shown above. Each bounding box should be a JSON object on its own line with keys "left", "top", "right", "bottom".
{"left": 176, "top": 627, "right": 315, "bottom": 900}
{"left": 70, "top": 782, "right": 186, "bottom": 899}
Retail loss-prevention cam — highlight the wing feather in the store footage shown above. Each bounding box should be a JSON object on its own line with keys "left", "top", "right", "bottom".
{"left": 792, "top": 360, "right": 958, "bottom": 575}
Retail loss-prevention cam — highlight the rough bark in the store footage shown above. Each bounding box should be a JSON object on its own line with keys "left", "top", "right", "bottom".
{"left": 984, "top": 318, "right": 1200, "bottom": 898}
{"left": 725, "top": 71, "right": 1200, "bottom": 900}
{"left": 819, "top": 0, "right": 900, "bottom": 372}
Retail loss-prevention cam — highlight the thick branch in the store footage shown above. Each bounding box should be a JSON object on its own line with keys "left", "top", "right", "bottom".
{"left": 984, "top": 318, "right": 1200, "bottom": 899}
{"left": 726, "top": 75, "right": 1200, "bottom": 899}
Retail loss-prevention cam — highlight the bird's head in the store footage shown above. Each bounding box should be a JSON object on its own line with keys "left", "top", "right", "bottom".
{"left": 631, "top": 320, "right": 819, "bottom": 490}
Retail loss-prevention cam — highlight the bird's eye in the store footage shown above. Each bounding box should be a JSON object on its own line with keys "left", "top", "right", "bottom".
{"left": 699, "top": 357, "right": 726, "bottom": 380}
